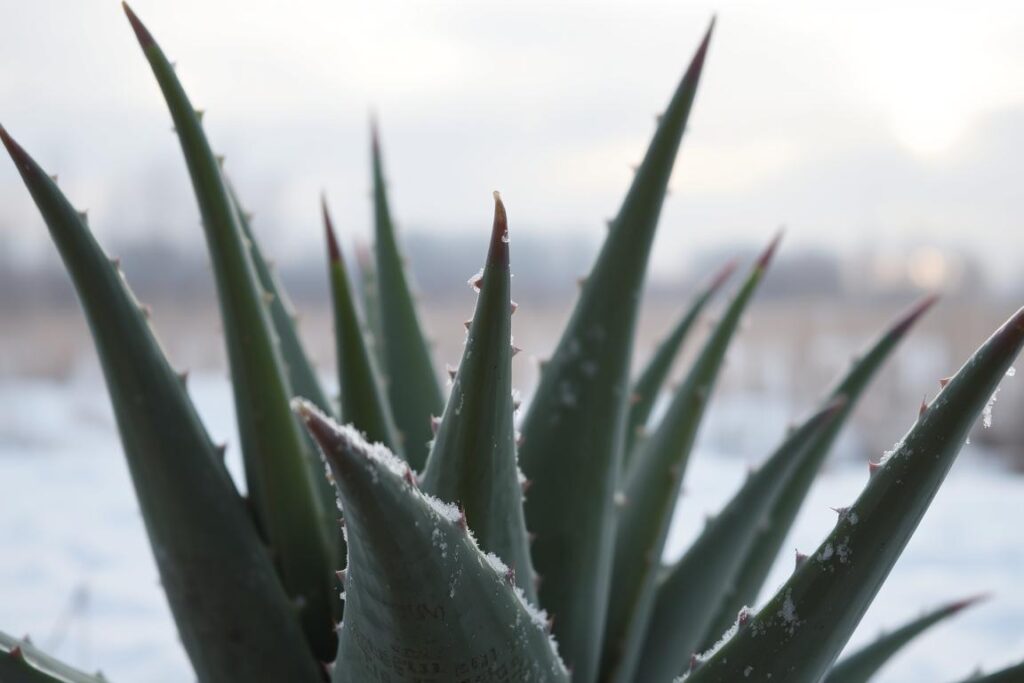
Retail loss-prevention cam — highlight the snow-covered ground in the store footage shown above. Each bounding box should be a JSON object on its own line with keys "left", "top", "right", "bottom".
{"left": 1, "top": 371, "right": 1022, "bottom": 682}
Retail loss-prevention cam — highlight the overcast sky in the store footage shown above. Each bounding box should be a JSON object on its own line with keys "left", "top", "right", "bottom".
{"left": 1, "top": 1, "right": 1022, "bottom": 283}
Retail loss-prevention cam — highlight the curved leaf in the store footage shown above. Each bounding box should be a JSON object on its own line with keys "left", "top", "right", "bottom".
{"left": 293, "top": 401, "right": 569, "bottom": 683}
{"left": 370, "top": 122, "right": 443, "bottom": 469}
{"left": 516, "top": 21, "right": 714, "bottom": 680}
{"left": 122, "top": 4, "right": 335, "bottom": 658}
{"left": 419, "top": 193, "right": 537, "bottom": 601}
{"left": 229, "top": 182, "right": 343, "bottom": 571}
{"left": 323, "top": 199, "right": 402, "bottom": 452}
{"left": 624, "top": 259, "right": 736, "bottom": 459}
{"left": 697, "top": 295, "right": 938, "bottom": 648}
{"left": 601, "top": 235, "right": 779, "bottom": 682}
{"left": 0, "top": 126, "right": 322, "bottom": 682}
{"left": 685, "top": 305, "right": 1024, "bottom": 683}
{"left": 825, "top": 594, "right": 986, "bottom": 683}
{"left": 632, "top": 398, "right": 845, "bottom": 682}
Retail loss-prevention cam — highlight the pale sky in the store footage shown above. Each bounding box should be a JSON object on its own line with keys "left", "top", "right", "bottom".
{"left": 1, "top": 1, "right": 1023, "bottom": 282}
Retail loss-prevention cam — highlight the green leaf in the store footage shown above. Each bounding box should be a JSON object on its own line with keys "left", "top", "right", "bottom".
{"left": 632, "top": 398, "right": 845, "bottom": 682}
{"left": 293, "top": 401, "right": 569, "bottom": 683}
{"left": 0, "top": 126, "right": 322, "bottom": 682}
{"left": 601, "top": 236, "right": 779, "bottom": 683}
{"left": 419, "top": 193, "right": 537, "bottom": 602}
{"left": 697, "top": 295, "right": 938, "bottom": 649}
{"left": 229, "top": 181, "right": 344, "bottom": 573}
{"left": 951, "top": 660, "right": 1024, "bottom": 683}
{"left": 685, "top": 304, "right": 1024, "bottom": 683}
{"left": 516, "top": 21, "right": 714, "bottom": 680}
{"left": 1, "top": 631, "right": 109, "bottom": 683}
{"left": 353, "top": 240, "right": 386, "bottom": 371}
{"left": 323, "top": 198, "right": 403, "bottom": 453}
{"left": 370, "top": 122, "right": 444, "bottom": 469}
{"left": 624, "top": 259, "right": 736, "bottom": 459}
{"left": 122, "top": 4, "right": 335, "bottom": 659}
{"left": 824, "top": 594, "right": 986, "bottom": 683}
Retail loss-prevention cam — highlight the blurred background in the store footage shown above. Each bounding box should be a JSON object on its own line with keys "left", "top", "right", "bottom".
{"left": 1, "top": 1, "right": 1023, "bottom": 681}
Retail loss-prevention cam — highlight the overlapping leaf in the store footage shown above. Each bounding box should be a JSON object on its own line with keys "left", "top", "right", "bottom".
{"left": 602, "top": 235, "right": 778, "bottom": 682}
{"left": 685, "top": 305, "right": 1024, "bottom": 682}
{"left": 624, "top": 259, "right": 736, "bottom": 459}
{"left": 122, "top": 4, "right": 335, "bottom": 658}
{"left": 516, "top": 22, "right": 714, "bottom": 680}
{"left": 294, "top": 402, "right": 568, "bottom": 683}
{"left": 0, "top": 126, "right": 322, "bottom": 682}
{"left": 369, "top": 123, "right": 443, "bottom": 469}
{"left": 419, "top": 193, "right": 536, "bottom": 601}
{"left": 323, "top": 199, "right": 402, "bottom": 453}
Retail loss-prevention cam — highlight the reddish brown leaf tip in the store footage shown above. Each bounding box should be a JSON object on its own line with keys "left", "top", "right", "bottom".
{"left": 707, "top": 258, "right": 739, "bottom": 292}
{"left": 686, "top": 15, "right": 716, "bottom": 80}
{"left": 948, "top": 592, "right": 991, "bottom": 613}
{"left": 0, "top": 125, "right": 33, "bottom": 172}
{"left": 292, "top": 399, "right": 345, "bottom": 460}
{"left": 321, "top": 196, "right": 342, "bottom": 263}
{"left": 756, "top": 229, "right": 784, "bottom": 270}
{"left": 122, "top": 3, "right": 155, "bottom": 48}
{"left": 890, "top": 293, "right": 939, "bottom": 338}
{"left": 487, "top": 190, "right": 510, "bottom": 267}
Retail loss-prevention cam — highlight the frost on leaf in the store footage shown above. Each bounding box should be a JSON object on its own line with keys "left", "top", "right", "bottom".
{"left": 982, "top": 387, "right": 1000, "bottom": 429}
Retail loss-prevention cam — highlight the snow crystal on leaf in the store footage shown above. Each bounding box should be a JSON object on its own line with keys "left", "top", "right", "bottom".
{"left": 467, "top": 267, "right": 484, "bottom": 292}
{"left": 482, "top": 551, "right": 509, "bottom": 576}
{"left": 982, "top": 387, "right": 1000, "bottom": 429}
{"left": 421, "top": 493, "right": 462, "bottom": 523}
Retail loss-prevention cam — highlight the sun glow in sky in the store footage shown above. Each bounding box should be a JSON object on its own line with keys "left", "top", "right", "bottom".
{"left": 1, "top": 0, "right": 1023, "bottom": 282}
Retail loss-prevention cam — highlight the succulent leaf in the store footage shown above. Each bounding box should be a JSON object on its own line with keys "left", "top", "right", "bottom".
{"left": 370, "top": 121, "right": 444, "bottom": 469}
{"left": 323, "top": 198, "right": 403, "bottom": 453}
{"left": 1, "top": 631, "right": 110, "bottom": 683}
{"left": 294, "top": 402, "right": 569, "bottom": 683}
{"left": 353, "top": 240, "right": 386, "bottom": 371}
{"left": 516, "top": 22, "right": 714, "bottom": 680}
{"left": 229, "top": 181, "right": 344, "bottom": 573}
{"left": 697, "top": 295, "right": 938, "bottom": 647}
{"left": 0, "top": 126, "right": 323, "bottom": 682}
{"left": 632, "top": 397, "right": 846, "bottom": 682}
{"left": 600, "top": 234, "right": 778, "bottom": 682}
{"left": 684, "top": 305, "right": 1024, "bottom": 683}
{"left": 624, "top": 259, "right": 736, "bottom": 459}
{"left": 228, "top": 180, "right": 334, "bottom": 416}
{"left": 419, "top": 192, "right": 537, "bottom": 601}
{"left": 824, "top": 594, "right": 986, "bottom": 683}
{"left": 122, "top": 3, "right": 336, "bottom": 658}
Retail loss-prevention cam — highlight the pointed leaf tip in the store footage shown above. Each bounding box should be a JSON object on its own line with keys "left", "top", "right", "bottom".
{"left": 321, "top": 197, "right": 342, "bottom": 263}
{"left": 488, "top": 190, "right": 510, "bottom": 267}
{"left": 890, "top": 293, "right": 939, "bottom": 337}
{"left": 687, "top": 15, "right": 716, "bottom": 78}
{"left": 708, "top": 258, "right": 739, "bottom": 291}
{"left": 121, "top": 3, "right": 155, "bottom": 48}
{"left": 292, "top": 398, "right": 338, "bottom": 455}
{"left": 756, "top": 229, "right": 784, "bottom": 270}
{"left": 949, "top": 592, "right": 991, "bottom": 613}
{"left": 369, "top": 113, "right": 381, "bottom": 155}
{"left": 0, "top": 125, "right": 32, "bottom": 172}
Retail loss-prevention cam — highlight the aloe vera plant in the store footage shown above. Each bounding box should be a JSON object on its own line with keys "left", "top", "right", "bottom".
{"left": 2, "top": 5, "right": 1022, "bottom": 682}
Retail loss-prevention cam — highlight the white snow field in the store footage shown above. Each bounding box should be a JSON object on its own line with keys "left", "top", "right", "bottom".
{"left": 1, "top": 371, "right": 1022, "bottom": 682}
